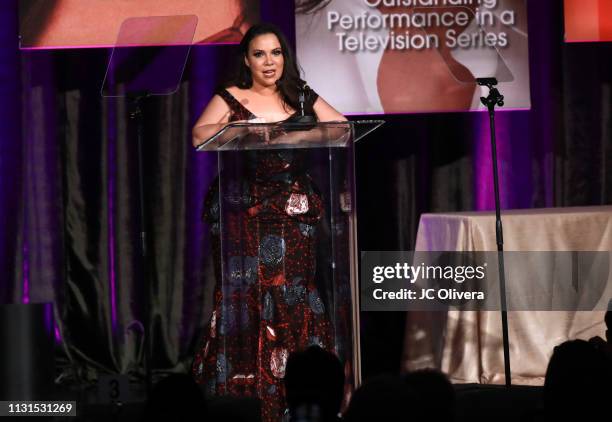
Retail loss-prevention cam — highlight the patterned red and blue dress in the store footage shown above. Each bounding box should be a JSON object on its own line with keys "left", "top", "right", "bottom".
{"left": 192, "top": 89, "right": 333, "bottom": 422}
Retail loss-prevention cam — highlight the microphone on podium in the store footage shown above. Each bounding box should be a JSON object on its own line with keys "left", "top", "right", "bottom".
{"left": 292, "top": 85, "right": 316, "bottom": 124}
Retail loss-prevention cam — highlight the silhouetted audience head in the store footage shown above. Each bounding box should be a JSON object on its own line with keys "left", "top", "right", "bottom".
{"left": 404, "top": 369, "right": 455, "bottom": 421}
{"left": 284, "top": 345, "right": 344, "bottom": 422}
{"left": 588, "top": 302, "right": 612, "bottom": 358}
{"left": 142, "top": 373, "right": 207, "bottom": 422}
{"left": 343, "top": 374, "right": 423, "bottom": 422}
{"left": 544, "top": 339, "right": 612, "bottom": 421}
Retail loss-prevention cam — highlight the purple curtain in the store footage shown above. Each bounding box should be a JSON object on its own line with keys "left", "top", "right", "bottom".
{"left": 0, "top": 0, "right": 21, "bottom": 303}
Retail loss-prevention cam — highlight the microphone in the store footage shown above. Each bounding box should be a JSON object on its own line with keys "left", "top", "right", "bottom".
{"left": 299, "top": 91, "right": 306, "bottom": 117}
{"left": 288, "top": 85, "right": 315, "bottom": 126}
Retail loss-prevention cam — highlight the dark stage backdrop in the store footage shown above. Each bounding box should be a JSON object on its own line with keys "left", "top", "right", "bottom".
{"left": 0, "top": 0, "right": 610, "bottom": 384}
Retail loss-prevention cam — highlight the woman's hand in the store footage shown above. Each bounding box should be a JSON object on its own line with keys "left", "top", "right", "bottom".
{"left": 192, "top": 114, "right": 265, "bottom": 147}
{"left": 266, "top": 123, "right": 351, "bottom": 147}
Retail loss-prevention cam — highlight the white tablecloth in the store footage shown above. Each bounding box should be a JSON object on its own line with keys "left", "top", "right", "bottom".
{"left": 402, "top": 206, "right": 612, "bottom": 384}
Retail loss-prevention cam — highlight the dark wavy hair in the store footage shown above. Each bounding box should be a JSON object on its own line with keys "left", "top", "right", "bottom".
{"left": 225, "top": 23, "right": 314, "bottom": 115}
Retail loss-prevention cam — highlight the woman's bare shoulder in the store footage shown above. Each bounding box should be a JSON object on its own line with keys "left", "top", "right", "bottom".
{"left": 225, "top": 85, "right": 248, "bottom": 97}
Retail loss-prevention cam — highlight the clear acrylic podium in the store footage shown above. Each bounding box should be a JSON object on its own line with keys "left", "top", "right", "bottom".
{"left": 194, "top": 120, "right": 382, "bottom": 402}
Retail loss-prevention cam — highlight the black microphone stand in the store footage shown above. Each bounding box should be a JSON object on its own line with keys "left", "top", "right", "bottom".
{"left": 477, "top": 77, "right": 511, "bottom": 387}
{"left": 128, "top": 91, "right": 153, "bottom": 395}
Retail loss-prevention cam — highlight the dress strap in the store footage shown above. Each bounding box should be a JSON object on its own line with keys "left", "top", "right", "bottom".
{"left": 217, "top": 88, "right": 256, "bottom": 121}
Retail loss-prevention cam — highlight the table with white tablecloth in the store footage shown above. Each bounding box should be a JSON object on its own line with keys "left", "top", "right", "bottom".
{"left": 402, "top": 206, "right": 612, "bottom": 385}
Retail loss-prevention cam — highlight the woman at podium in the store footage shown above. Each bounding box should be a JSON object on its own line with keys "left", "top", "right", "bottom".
{"left": 191, "top": 23, "right": 346, "bottom": 422}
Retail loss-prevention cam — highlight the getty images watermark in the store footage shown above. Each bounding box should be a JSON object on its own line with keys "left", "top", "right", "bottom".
{"left": 361, "top": 251, "right": 612, "bottom": 311}
{"left": 372, "top": 260, "right": 487, "bottom": 300}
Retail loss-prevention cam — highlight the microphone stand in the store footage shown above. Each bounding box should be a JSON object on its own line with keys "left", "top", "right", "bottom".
{"left": 128, "top": 91, "right": 153, "bottom": 395}
{"left": 477, "top": 77, "right": 511, "bottom": 387}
